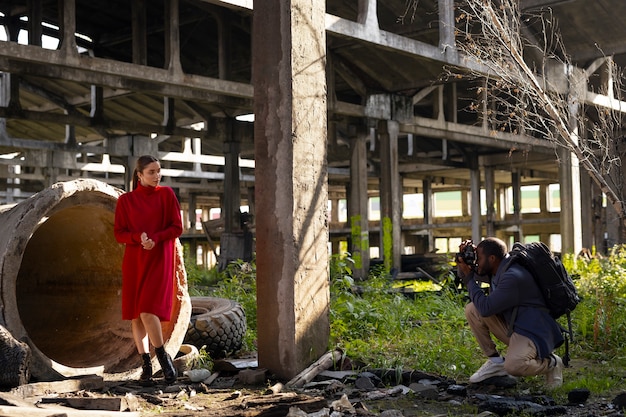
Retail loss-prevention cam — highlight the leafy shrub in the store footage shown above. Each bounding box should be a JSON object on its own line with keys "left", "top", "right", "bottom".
{"left": 182, "top": 244, "right": 221, "bottom": 294}
{"left": 328, "top": 253, "right": 480, "bottom": 379}
{"left": 185, "top": 248, "right": 626, "bottom": 393}
{"left": 564, "top": 246, "right": 626, "bottom": 355}
{"left": 183, "top": 247, "right": 257, "bottom": 353}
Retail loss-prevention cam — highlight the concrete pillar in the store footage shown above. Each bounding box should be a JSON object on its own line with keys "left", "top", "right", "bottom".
{"left": 27, "top": 0, "right": 44, "bottom": 47}
{"left": 188, "top": 193, "right": 197, "bottom": 232}
{"left": 44, "top": 150, "right": 58, "bottom": 187}
{"left": 329, "top": 198, "right": 339, "bottom": 223}
{"left": 579, "top": 165, "right": 594, "bottom": 251}
{"left": 358, "top": 0, "right": 378, "bottom": 28}
{"left": 164, "top": 0, "right": 182, "bottom": 73}
{"left": 378, "top": 119, "right": 402, "bottom": 272}
{"left": 349, "top": 125, "right": 370, "bottom": 280}
{"left": 59, "top": 0, "right": 78, "bottom": 56}
{"left": 559, "top": 94, "right": 583, "bottom": 254}
{"left": 438, "top": 0, "right": 457, "bottom": 61}
{"left": 132, "top": 0, "right": 148, "bottom": 65}
{"left": 512, "top": 171, "right": 523, "bottom": 243}
{"left": 216, "top": 10, "right": 232, "bottom": 80}
{"left": 422, "top": 177, "right": 434, "bottom": 252}
{"left": 469, "top": 156, "right": 481, "bottom": 242}
{"left": 223, "top": 120, "right": 241, "bottom": 234}
{"left": 252, "top": 0, "right": 329, "bottom": 380}
{"left": 539, "top": 184, "right": 548, "bottom": 212}
{"left": 589, "top": 181, "right": 605, "bottom": 253}
{"left": 484, "top": 166, "right": 496, "bottom": 236}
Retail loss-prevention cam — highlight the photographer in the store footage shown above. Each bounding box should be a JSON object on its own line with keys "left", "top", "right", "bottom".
{"left": 456, "top": 237, "right": 564, "bottom": 387}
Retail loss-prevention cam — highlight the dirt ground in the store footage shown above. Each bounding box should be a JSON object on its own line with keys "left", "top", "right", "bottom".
{"left": 103, "top": 375, "right": 623, "bottom": 417}
{"left": 3, "top": 358, "right": 624, "bottom": 416}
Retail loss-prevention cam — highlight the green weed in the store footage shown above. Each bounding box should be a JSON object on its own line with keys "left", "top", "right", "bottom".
{"left": 185, "top": 246, "right": 626, "bottom": 396}
{"left": 196, "top": 346, "right": 214, "bottom": 371}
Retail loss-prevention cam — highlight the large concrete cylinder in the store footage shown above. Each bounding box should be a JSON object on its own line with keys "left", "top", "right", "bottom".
{"left": 0, "top": 179, "right": 191, "bottom": 381}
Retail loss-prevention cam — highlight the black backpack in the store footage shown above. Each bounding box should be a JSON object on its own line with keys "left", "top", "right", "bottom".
{"left": 505, "top": 241, "right": 580, "bottom": 366}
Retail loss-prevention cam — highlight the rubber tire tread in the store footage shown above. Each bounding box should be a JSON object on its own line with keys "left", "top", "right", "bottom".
{"left": 183, "top": 296, "right": 246, "bottom": 358}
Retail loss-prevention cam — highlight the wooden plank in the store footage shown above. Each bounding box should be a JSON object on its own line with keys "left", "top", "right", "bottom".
{"left": 286, "top": 350, "right": 344, "bottom": 388}
{"left": 0, "top": 405, "right": 140, "bottom": 417}
{"left": 0, "top": 392, "right": 37, "bottom": 408}
{"left": 10, "top": 376, "right": 104, "bottom": 398}
{"left": 40, "top": 397, "right": 126, "bottom": 412}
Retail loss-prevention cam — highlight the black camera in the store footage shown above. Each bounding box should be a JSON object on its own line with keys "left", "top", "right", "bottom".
{"left": 456, "top": 240, "right": 477, "bottom": 268}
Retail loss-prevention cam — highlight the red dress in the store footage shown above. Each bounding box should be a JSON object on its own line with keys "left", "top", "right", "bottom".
{"left": 114, "top": 183, "right": 183, "bottom": 321}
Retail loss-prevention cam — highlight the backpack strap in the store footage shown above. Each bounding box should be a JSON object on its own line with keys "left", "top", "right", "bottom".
{"left": 562, "top": 311, "right": 574, "bottom": 367}
{"left": 507, "top": 306, "right": 518, "bottom": 337}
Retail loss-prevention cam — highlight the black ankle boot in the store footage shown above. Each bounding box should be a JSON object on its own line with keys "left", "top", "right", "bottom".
{"left": 155, "top": 346, "right": 177, "bottom": 384}
{"left": 139, "top": 353, "right": 154, "bottom": 386}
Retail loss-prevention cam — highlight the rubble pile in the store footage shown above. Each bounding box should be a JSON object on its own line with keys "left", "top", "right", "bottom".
{"left": 1, "top": 352, "right": 625, "bottom": 416}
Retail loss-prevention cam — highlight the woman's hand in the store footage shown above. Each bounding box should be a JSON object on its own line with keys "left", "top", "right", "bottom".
{"left": 141, "top": 232, "right": 155, "bottom": 250}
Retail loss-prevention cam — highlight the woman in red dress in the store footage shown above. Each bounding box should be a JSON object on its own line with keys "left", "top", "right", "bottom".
{"left": 114, "top": 155, "right": 183, "bottom": 385}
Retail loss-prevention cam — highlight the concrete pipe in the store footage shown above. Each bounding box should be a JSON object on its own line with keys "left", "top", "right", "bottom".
{"left": 0, "top": 179, "right": 191, "bottom": 381}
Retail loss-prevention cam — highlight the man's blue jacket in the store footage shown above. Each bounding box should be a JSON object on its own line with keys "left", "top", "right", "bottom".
{"left": 466, "top": 254, "right": 564, "bottom": 359}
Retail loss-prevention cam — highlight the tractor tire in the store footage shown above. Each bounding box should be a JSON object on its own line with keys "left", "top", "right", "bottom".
{"left": 184, "top": 297, "right": 246, "bottom": 359}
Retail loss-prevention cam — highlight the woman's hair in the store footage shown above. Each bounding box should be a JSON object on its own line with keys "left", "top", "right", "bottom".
{"left": 477, "top": 237, "right": 508, "bottom": 260}
{"left": 132, "top": 155, "right": 159, "bottom": 189}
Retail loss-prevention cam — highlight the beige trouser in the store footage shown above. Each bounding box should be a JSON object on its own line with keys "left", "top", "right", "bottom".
{"left": 465, "top": 302, "right": 551, "bottom": 377}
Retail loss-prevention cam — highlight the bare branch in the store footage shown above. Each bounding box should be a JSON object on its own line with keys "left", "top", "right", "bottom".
{"left": 448, "top": 0, "right": 626, "bottom": 222}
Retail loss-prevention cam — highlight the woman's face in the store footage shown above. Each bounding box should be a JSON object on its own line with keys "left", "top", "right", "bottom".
{"left": 138, "top": 161, "right": 161, "bottom": 187}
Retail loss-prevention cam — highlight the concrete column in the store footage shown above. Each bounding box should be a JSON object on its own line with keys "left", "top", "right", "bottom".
{"left": 27, "top": 0, "right": 43, "bottom": 47}
{"left": 358, "top": 0, "right": 378, "bottom": 28}
{"left": 538, "top": 184, "right": 549, "bottom": 243}
{"left": 606, "top": 198, "right": 622, "bottom": 250}
{"left": 579, "top": 163, "right": 594, "bottom": 251}
{"left": 438, "top": 0, "right": 457, "bottom": 60}
{"left": 512, "top": 171, "right": 523, "bottom": 243}
{"left": 378, "top": 119, "right": 402, "bottom": 272}
{"left": 252, "top": 0, "right": 329, "bottom": 380}
{"left": 188, "top": 193, "right": 197, "bottom": 232}
{"left": 90, "top": 85, "right": 104, "bottom": 123}
{"left": 539, "top": 184, "right": 548, "bottom": 212}
{"left": 559, "top": 96, "right": 583, "bottom": 254}
{"left": 59, "top": 0, "right": 78, "bottom": 56}
{"left": 163, "top": 97, "right": 176, "bottom": 133}
{"left": 349, "top": 125, "right": 370, "bottom": 280}
{"left": 422, "top": 177, "right": 434, "bottom": 252}
{"left": 590, "top": 181, "right": 605, "bottom": 253}
{"left": 484, "top": 166, "right": 496, "bottom": 236}
{"left": 44, "top": 150, "right": 58, "bottom": 187}
{"left": 329, "top": 198, "right": 339, "bottom": 223}
{"left": 469, "top": 156, "right": 481, "bottom": 242}
{"left": 216, "top": 10, "right": 232, "bottom": 80}
{"left": 223, "top": 120, "right": 241, "bottom": 234}
{"left": 132, "top": 0, "right": 148, "bottom": 65}
{"left": 164, "top": 0, "right": 182, "bottom": 73}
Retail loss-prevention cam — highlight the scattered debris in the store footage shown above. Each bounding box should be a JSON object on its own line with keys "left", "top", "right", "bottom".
{"left": 568, "top": 388, "right": 590, "bottom": 404}
{"left": 0, "top": 352, "right": 622, "bottom": 416}
{"left": 10, "top": 375, "right": 105, "bottom": 397}
{"left": 286, "top": 350, "right": 344, "bottom": 388}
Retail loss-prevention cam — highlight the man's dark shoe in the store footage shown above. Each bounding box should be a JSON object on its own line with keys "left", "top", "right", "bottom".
{"left": 155, "top": 346, "right": 177, "bottom": 384}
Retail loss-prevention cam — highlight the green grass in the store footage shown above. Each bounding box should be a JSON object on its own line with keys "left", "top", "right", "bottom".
{"left": 185, "top": 245, "right": 626, "bottom": 398}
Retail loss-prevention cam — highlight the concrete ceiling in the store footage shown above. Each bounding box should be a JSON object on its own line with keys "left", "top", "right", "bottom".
{"left": 0, "top": 0, "right": 624, "bottom": 200}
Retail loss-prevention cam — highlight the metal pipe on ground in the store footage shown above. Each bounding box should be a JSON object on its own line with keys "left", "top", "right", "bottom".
{"left": 0, "top": 179, "right": 191, "bottom": 382}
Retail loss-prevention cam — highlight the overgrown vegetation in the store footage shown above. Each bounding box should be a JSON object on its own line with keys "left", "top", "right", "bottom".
{"left": 185, "top": 245, "right": 626, "bottom": 396}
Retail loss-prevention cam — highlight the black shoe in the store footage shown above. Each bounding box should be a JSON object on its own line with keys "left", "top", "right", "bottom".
{"left": 155, "top": 346, "right": 177, "bottom": 384}
{"left": 139, "top": 353, "right": 155, "bottom": 386}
